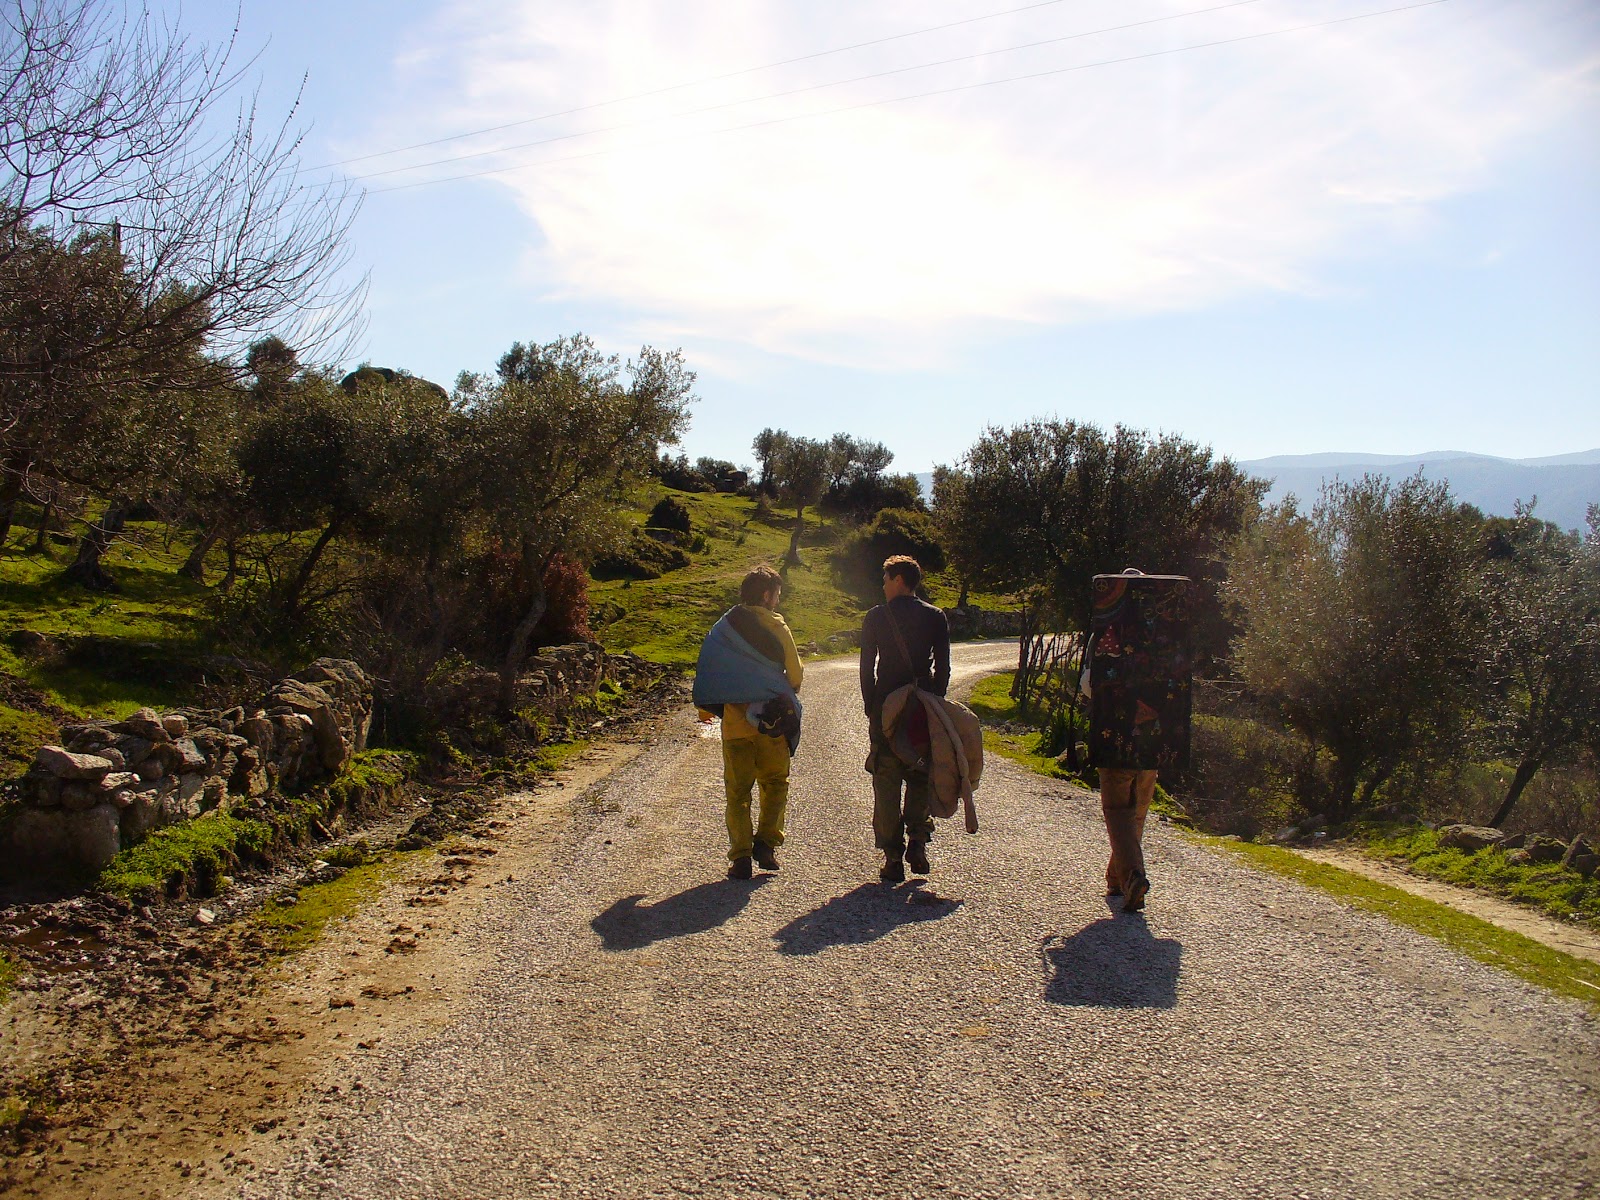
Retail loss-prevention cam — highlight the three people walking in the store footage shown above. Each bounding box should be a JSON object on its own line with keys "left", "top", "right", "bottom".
{"left": 694, "top": 556, "right": 1185, "bottom": 913}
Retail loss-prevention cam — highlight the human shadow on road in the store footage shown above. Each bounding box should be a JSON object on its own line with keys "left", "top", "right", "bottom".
{"left": 773, "top": 881, "right": 962, "bottom": 957}
{"left": 591, "top": 877, "right": 772, "bottom": 951}
{"left": 1041, "top": 917, "right": 1182, "bottom": 1008}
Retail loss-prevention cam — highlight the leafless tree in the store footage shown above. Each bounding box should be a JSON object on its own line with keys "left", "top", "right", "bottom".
{"left": 0, "top": 0, "right": 365, "bottom": 569}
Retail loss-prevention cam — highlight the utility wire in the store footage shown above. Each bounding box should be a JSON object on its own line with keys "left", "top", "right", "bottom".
{"left": 314, "top": 0, "right": 1091, "bottom": 170}
{"left": 368, "top": 0, "right": 1453, "bottom": 196}
{"left": 348, "top": 0, "right": 1269, "bottom": 184}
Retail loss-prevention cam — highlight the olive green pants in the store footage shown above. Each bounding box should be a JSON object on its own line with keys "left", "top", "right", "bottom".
{"left": 723, "top": 734, "right": 789, "bottom": 862}
{"left": 871, "top": 741, "right": 932, "bottom": 857}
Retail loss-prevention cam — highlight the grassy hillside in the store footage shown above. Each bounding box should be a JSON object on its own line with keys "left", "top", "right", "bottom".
{"left": 0, "top": 489, "right": 994, "bottom": 764}
{"left": 590, "top": 488, "right": 871, "bottom": 663}
{"left": 0, "top": 529, "right": 211, "bottom": 715}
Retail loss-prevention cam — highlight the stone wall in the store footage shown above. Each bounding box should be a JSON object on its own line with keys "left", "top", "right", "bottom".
{"left": 5, "top": 658, "right": 373, "bottom": 872}
{"left": 431, "top": 642, "right": 613, "bottom": 728}
{"left": 797, "top": 607, "right": 1023, "bottom": 657}
{"left": 944, "top": 605, "right": 1025, "bottom": 639}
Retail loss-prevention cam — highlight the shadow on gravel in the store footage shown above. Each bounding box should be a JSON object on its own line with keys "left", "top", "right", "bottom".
{"left": 773, "top": 882, "right": 962, "bottom": 956}
{"left": 1041, "top": 919, "right": 1182, "bottom": 1008}
{"left": 591, "top": 877, "right": 773, "bottom": 951}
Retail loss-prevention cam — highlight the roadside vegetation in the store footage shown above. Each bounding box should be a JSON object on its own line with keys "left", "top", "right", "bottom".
{"left": 936, "top": 424, "right": 1600, "bottom": 920}
{"left": 254, "top": 848, "right": 418, "bottom": 954}
{"left": 1223, "top": 841, "right": 1600, "bottom": 1012}
{"left": 1357, "top": 825, "right": 1600, "bottom": 924}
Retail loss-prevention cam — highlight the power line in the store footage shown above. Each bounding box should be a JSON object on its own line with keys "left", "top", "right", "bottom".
{"left": 348, "top": 0, "right": 1269, "bottom": 184}
{"left": 313, "top": 0, "right": 1090, "bottom": 170}
{"left": 367, "top": 0, "right": 1454, "bottom": 197}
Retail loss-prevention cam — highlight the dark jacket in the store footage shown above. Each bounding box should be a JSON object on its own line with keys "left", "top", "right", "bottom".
{"left": 860, "top": 595, "right": 951, "bottom": 718}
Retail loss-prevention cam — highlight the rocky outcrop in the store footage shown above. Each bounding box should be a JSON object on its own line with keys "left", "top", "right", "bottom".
{"left": 1437, "top": 824, "right": 1505, "bottom": 852}
{"left": 4, "top": 658, "right": 373, "bottom": 873}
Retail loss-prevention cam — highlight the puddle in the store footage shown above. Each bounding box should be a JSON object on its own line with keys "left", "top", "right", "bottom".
{"left": 0, "top": 920, "right": 111, "bottom": 975}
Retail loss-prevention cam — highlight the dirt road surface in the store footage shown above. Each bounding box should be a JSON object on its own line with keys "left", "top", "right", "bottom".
{"left": 214, "top": 642, "right": 1600, "bottom": 1200}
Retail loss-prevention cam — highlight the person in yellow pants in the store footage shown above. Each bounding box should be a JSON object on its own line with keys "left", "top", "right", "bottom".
{"left": 700, "top": 565, "right": 803, "bottom": 880}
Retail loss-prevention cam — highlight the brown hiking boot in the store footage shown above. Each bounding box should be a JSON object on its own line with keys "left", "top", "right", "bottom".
{"left": 1123, "top": 870, "right": 1150, "bottom": 913}
{"left": 752, "top": 840, "right": 780, "bottom": 872}
{"left": 879, "top": 855, "right": 905, "bottom": 884}
{"left": 727, "top": 856, "right": 753, "bottom": 881}
{"left": 906, "top": 842, "right": 930, "bottom": 875}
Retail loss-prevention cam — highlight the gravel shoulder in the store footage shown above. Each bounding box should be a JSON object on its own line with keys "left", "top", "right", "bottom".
{"left": 190, "top": 640, "right": 1600, "bottom": 1200}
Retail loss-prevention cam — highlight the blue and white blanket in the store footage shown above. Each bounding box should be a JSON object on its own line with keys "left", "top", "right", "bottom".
{"left": 692, "top": 609, "right": 803, "bottom": 746}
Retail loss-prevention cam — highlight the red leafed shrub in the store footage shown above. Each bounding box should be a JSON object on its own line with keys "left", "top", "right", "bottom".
{"left": 472, "top": 548, "right": 592, "bottom": 653}
{"left": 535, "top": 552, "right": 592, "bottom": 645}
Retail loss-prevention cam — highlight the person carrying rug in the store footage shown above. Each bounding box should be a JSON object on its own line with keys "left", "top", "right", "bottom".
{"left": 693, "top": 565, "right": 804, "bottom": 880}
{"left": 1085, "top": 568, "right": 1194, "bottom": 914}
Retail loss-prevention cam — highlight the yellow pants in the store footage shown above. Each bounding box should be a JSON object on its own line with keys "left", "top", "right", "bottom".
{"left": 723, "top": 734, "right": 790, "bottom": 862}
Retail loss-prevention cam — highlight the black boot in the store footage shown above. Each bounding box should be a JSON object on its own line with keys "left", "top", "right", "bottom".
{"left": 728, "top": 856, "right": 753, "bottom": 881}
{"left": 906, "top": 842, "right": 930, "bottom": 875}
{"left": 879, "top": 853, "right": 905, "bottom": 884}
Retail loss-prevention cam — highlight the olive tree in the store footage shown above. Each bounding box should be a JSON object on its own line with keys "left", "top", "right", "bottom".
{"left": 936, "top": 419, "right": 1263, "bottom": 688}
{"left": 1480, "top": 503, "right": 1600, "bottom": 826}
{"left": 461, "top": 335, "right": 694, "bottom": 709}
{"left": 771, "top": 434, "right": 829, "bottom": 565}
{"left": 1226, "top": 473, "right": 1486, "bottom": 819}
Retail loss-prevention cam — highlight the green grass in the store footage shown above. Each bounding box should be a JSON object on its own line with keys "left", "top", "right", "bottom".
{"left": 970, "top": 672, "right": 1084, "bottom": 781}
{"left": 591, "top": 489, "right": 866, "bottom": 663}
{"left": 96, "top": 750, "right": 418, "bottom": 902}
{"left": 325, "top": 749, "right": 416, "bottom": 806}
{"left": 0, "top": 703, "right": 60, "bottom": 782}
{"left": 1357, "top": 825, "right": 1600, "bottom": 925}
{"left": 0, "top": 523, "right": 211, "bottom": 716}
{"left": 0, "top": 947, "right": 18, "bottom": 1004}
{"left": 254, "top": 853, "right": 417, "bottom": 953}
{"left": 528, "top": 738, "right": 590, "bottom": 773}
{"left": 98, "top": 809, "right": 274, "bottom": 902}
{"left": 591, "top": 486, "right": 996, "bottom": 664}
{"left": 1222, "top": 839, "right": 1600, "bottom": 1011}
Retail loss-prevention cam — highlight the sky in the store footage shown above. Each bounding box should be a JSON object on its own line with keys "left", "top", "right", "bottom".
{"left": 170, "top": 0, "right": 1599, "bottom": 473}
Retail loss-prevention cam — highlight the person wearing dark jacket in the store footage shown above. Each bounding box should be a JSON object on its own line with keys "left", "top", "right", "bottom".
{"left": 860, "top": 555, "right": 951, "bottom": 883}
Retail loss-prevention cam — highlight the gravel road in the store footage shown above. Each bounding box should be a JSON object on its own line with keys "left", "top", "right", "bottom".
{"left": 231, "top": 641, "right": 1600, "bottom": 1200}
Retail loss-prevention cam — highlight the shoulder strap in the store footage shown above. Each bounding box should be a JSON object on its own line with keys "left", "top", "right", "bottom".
{"left": 883, "top": 602, "right": 926, "bottom": 687}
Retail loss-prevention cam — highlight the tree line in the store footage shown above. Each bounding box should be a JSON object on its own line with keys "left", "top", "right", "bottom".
{"left": 934, "top": 419, "right": 1600, "bottom": 831}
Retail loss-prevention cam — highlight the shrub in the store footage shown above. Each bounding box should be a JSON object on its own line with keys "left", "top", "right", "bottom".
{"left": 591, "top": 531, "right": 690, "bottom": 580}
{"left": 646, "top": 496, "right": 692, "bottom": 536}
{"left": 535, "top": 552, "right": 592, "bottom": 645}
{"left": 1185, "top": 714, "right": 1315, "bottom": 837}
{"left": 655, "top": 453, "right": 713, "bottom": 492}
{"left": 836, "top": 507, "right": 946, "bottom": 597}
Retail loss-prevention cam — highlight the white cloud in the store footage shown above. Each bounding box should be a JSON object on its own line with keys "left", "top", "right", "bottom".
{"left": 359, "top": 0, "right": 1599, "bottom": 367}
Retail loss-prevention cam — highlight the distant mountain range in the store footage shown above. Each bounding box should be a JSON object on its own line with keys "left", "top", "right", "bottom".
{"left": 1239, "top": 451, "right": 1600, "bottom": 532}
{"left": 914, "top": 450, "right": 1600, "bottom": 532}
